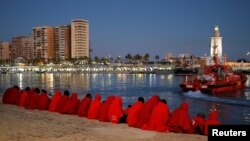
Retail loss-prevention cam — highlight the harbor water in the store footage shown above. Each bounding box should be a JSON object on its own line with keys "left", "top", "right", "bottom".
{"left": 0, "top": 72, "right": 250, "bottom": 124}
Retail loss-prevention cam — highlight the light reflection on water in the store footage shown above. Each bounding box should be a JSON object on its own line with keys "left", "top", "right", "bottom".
{"left": 0, "top": 73, "right": 250, "bottom": 124}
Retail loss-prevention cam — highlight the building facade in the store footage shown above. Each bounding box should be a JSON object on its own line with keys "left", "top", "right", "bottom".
{"left": 0, "top": 42, "right": 11, "bottom": 60}
{"left": 54, "top": 27, "right": 60, "bottom": 61}
{"left": 54, "top": 25, "right": 71, "bottom": 61}
{"left": 11, "top": 36, "right": 32, "bottom": 60}
{"left": 32, "top": 26, "right": 54, "bottom": 60}
{"left": 210, "top": 26, "right": 222, "bottom": 57}
{"left": 71, "top": 19, "right": 89, "bottom": 59}
{"left": 59, "top": 25, "right": 71, "bottom": 60}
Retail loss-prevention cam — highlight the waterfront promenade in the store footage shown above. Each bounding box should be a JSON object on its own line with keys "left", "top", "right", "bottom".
{"left": 0, "top": 64, "right": 173, "bottom": 74}
{"left": 1, "top": 64, "right": 250, "bottom": 74}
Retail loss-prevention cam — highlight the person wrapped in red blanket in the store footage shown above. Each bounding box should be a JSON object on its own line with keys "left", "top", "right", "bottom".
{"left": 77, "top": 93, "right": 92, "bottom": 117}
{"left": 143, "top": 99, "right": 170, "bottom": 132}
{"left": 108, "top": 96, "right": 123, "bottom": 123}
{"left": 87, "top": 93, "right": 101, "bottom": 119}
{"left": 127, "top": 97, "right": 144, "bottom": 127}
{"left": 2, "top": 85, "right": 20, "bottom": 104}
{"left": 136, "top": 95, "right": 160, "bottom": 128}
{"left": 63, "top": 93, "right": 79, "bottom": 114}
{"left": 18, "top": 87, "right": 30, "bottom": 107}
{"left": 25, "top": 88, "right": 40, "bottom": 110}
{"left": 49, "top": 90, "right": 62, "bottom": 112}
{"left": 98, "top": 95, "right": 115, "bottom": 122}
{"left": 56, "top": 90, "right": 70, "bottom": 113}
{"left": 192, "top": 112, "right": 206, "bottom": 135}
{"left": 204, "top": 110, "right": 220, "bottom": 136}
{"left": 168, "top": 102, "right": 193, "bottom": 133}
{"left": 37, "top": 89, "right": 51, "bottom": 110}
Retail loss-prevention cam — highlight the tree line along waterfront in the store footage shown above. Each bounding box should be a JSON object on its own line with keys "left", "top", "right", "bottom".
{"left": 0, "top": 53, "right": 173, "bottom": 73}
{"left": 0, "top": 53, "right": 162, "bottom": 66}
{"left": 1, "top": 52, "right": 250, "bottom": 73}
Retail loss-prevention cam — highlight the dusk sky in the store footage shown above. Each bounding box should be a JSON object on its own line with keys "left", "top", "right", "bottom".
{"left": 1, "top": 0, "right": 250, "bottom": 61}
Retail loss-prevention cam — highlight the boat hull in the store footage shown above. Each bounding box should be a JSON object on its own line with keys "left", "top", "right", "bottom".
{"left": 199, "top": 82, "right": 245, "bottom": 94}
{"left": 179, "top": 72, "right": 247, "bottom": 94}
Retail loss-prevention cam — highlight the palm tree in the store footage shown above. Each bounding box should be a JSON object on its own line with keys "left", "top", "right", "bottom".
{"left": 155, "top": 55, "right": 160, "bottom": 64}
{"left": 94, "top": 56, "right": 99, "bottom": 64}
{"left": 133, "top": 54, "right": 142, "bottom": 64}
{"left": 100, "top": 57, "right": 109, "bottom": 65}
{"left": 116, "top": 56, "right": 122, "bottom": 63}
{"left": 87, "top": 56, "right": 92, "bottom": 65}
{"left": 125, "top": 53, "right": 132, "bottom": 63}
{"left": 143, "top": 53, "right": 150, "bottom": 63}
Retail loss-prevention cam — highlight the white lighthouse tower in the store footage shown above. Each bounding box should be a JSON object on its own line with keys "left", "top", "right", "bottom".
{"left": 210, "top": 25, "right": 222, "bottom": 57}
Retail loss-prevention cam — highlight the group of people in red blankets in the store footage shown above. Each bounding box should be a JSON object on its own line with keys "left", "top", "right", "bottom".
{"left": 2, "top": 85, "right": 220, "bottom": 136}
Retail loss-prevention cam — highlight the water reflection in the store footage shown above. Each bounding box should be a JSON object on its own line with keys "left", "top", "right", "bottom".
{"left": 245, "top": 91, "right": 250, "bottom": 100}
{"left": 18, "top": 73, "right": 23, "bottom": 89}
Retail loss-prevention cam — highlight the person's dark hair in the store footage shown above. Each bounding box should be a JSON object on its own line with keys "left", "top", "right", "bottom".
{"left": 138, "top": 97, "right": 144, "bottom": 103}
{"left": 161, "top": 99, "right": 167, "bottom": 104}
{"left": 197, "top": 112, "right": 206, "bottom": 119}
{"left": 64, "top": 90, "right": 70, "bottom": 96}
{"left": 42, "top": 89, "right": 47, "bottom": 94}
{"left": 102, "top": 100, "right": 106, "bottom": 103}
{"left": 25, "top": 87, "right": 30, "bottom": 92}
{"left": 13, "top": 85, "right": 20, "bottom": 90}
{"left": 86, "top": 93, "right": 92, "bottom": 98}
{"left": 128, "top": 104, "right": 132, "bottom": 108}
{"left": 35, "top": 88, "right": 40, "bottom": 94}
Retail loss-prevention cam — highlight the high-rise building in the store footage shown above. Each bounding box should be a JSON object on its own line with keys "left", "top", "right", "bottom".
{"left": 0, "top": 42, "right": 11, "bottom": 60}
{"left": 210, "top": 26, "right": 222, "bottom": 57}
{"left": 71, "top": 19, "right": 89, "bottom": 59}
{"left": 54, "top": 25, "right": 71, "bottom": 61}
{"left": 59, "top": 25, "right": 71, "bottom": 60}
{"left": 32, "top": 26, "right": 54, "bottom": 60}
{"left": 11, "top": 36, "right": 32, "bottom": 60}
{"left": 54, "top": 27, "right": 60, "bottom": 61}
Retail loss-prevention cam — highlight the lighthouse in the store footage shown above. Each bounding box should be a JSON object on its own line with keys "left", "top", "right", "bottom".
{"left": 210, "top": 26, "right": 222, "bottom": 57}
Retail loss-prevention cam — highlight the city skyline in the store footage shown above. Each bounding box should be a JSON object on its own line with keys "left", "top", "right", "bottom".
{"left": 1, "top": 0, "right": 250, "bottom": 61}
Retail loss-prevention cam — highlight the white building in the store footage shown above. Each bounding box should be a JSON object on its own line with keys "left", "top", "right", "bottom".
{"left": 206, "top": 26, "right": 225, "bottom": 65}
{"left": 71, "top": 19, "right": 89, "bottom": 59}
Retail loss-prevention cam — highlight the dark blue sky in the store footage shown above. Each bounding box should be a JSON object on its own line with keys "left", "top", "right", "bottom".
{"left": 1, "top": 0, "right": 250, "bottom": 60}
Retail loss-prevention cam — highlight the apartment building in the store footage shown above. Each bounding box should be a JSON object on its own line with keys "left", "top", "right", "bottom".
{"left": 54, "top": 25, "right": 71, "bottom": 61}
{"left": 71, "top": 19, "right": 89, "bottom": 59}
{"left": 11, "top": 36, "right": 32, "bottom": 60}
{"left": 0, "top": 42, "right": 11, "bottom": 60}
{"left": 32, "top": 26, "right": 54, "bottom": 60}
